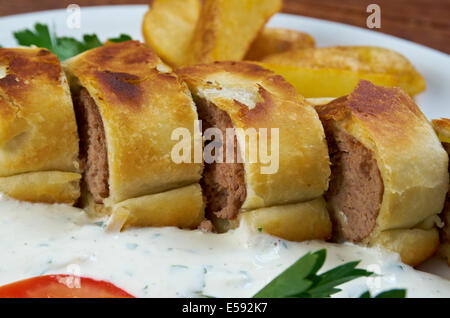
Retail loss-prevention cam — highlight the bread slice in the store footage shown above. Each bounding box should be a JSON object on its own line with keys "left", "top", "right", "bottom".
{"left": 316, "top": 80, "right": 448, "bottom": 266}
{"left": 64, "top": 41, "right": 205, "bottom": 229}
{"left": 177, "top": 61, "right": 331, "bottom": 241}
{"left": 0, "top": 48, "right": 81, "bottom": 204}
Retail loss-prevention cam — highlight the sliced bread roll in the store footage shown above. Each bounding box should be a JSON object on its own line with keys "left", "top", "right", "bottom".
{"left": 316, "top": 80, "right": 449, "bottom": 266}
{"left": 64, "top": 41, "right": 204, "bottom": 229}
{"left": 0, "top": 48, "right": 80, "bottom": 204}
{"left": 176, "top": 61, "right": 331, "bottom": 240}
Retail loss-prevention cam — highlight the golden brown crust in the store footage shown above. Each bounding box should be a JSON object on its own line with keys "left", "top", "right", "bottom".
{"left": 432, "top": 118, "right": 450, "bottom": 143}
{"left": 0, "top": 48, "right": 79, "bottom": 175}
{"left": 371, "top": 228, "right": 440, "bottom": 267}
{"left": 0, "top": 48, "right": 62, "bottom": 87}
{"left": 177, "top": 61, "right": 331, "bottom": 210}
{"left": 317, "top": 80, "right": 449, "bottom": 266}
{"left": 0, "top": 48, "right": 80, "bottom": 204}
{"left": 108, "top": 184, "right": 205, "bottom": 231}
{"left": 245, "top": 27, "right": 315, "bottom": 61}
{"left": 0, "top": 172, "right": 81, "bottom": 204}
{"left": 238, "top": 198, "right": 332, "bottom": 242}
{"left": 64, "top": 41, "right": 203, "bottom": 205}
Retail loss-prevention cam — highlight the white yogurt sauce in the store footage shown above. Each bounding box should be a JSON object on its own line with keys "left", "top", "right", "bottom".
{"left": 0, "top": 195, "right": 448, "bottom": 298}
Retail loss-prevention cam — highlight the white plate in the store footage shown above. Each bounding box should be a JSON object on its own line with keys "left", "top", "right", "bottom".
{"left": 0, "top": 5, "right": 448, "bottom": 284}
{"left": 0, "top": 4, "right": 449, "bottom": 119}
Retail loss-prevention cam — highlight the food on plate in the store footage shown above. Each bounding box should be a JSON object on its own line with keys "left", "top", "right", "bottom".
{"left": 305, "top": 97, "right": 336, "bottom": 107}
{"left": 245, "top": 27, "right": 315, "bottom": 61}
{"left": 432, "top": 118, "right": 450, "bottom": 265}
{"left": 0, "top": 172, "right": 81, "bottom": 204}
{"left": 142, "top": 0, "right": 201, "bottom": 67}
{"left": 260, "top": 46, "right": 426, "bottom": 97}
{"left": 0, "top": 275, "right": 134, "bottom": 298}
{"left": 176, "top": 61, "right": 331, "bottom": 240}
{"left": 238, "top": 198, "right": 332, "bottom": 242}
{"left": 1, "top": 1, "right": 449, "bottom": 299}
{"left": 187, "top": 0, "right": 282, "bottom": 65}
{"left": 63, "top": 41, "right": 204, "bottom": 230}
{"left": 142, "top": 2, "right": 313, "bottom": 67}
{"left": 14, "top": 23, "right": 132, "bottom": 61}
{"left": 0, "top": 48, "right": 81, "bottom": 204}
{"left": 315, "top": 80, "right": 449, "bottom": 266}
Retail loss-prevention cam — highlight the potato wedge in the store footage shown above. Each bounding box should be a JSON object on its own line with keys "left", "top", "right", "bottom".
{"left": 142, "top": 0, "right": 201, "bottom": 67}
{"left": 245, "top": 27, "right": 315, "bottom": 61}
{"left": 261, "top": 46, "right": 426, "bottom": 97}
{"left": 259, "top": 63, "right": 400, "bottom": 98}
{"left": 187, "top": 0, "right": 282, "bottom": 65}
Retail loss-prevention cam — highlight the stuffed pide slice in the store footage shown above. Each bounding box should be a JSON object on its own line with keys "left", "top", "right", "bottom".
{"left": 316, "top": 80, "right": 449, "bottom": 266}
{"left": 176, "top": 61, "right": 331, "bottom": 240}
{"left": 64, "top": 41, "right": 204, "bottom": 229}
{"left": 0, "top": 48, "right": 80, "bottom": 204}
{"left": 432, "top": 118, "right": 450, "bottom": 265}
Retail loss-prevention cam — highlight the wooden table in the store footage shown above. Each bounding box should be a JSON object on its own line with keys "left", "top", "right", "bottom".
{"left": 0, "top": 0, "right": 448, "bottom": 54}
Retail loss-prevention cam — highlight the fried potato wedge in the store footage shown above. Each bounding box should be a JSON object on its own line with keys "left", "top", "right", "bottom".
{"left": 187, "top": 0, "right": 282, "bottom": 65}
{"left": 142, "top": 0, "right": 201, "bottom": 67}
{"left": 261, "top": 46, "right": 426, "bottom": 97}
{"left": 245, "top": 27, "right": 315, "bottom": 61}
{"left": 258, "top": 63, "right": 400, "bottom": 98}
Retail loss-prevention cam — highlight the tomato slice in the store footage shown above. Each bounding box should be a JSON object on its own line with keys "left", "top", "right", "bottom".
{"left": 0, "top": 275, "right": 135, "bottom": 298}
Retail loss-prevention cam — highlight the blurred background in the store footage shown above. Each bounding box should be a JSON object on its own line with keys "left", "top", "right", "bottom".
{"left": 0, "top": 0, "right": 448, "bottom": 54}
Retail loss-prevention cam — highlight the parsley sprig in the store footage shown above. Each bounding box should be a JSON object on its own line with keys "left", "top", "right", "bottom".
{"left": 360, "top": 289, "right": 407, "bottom": 298}
{"left": 253, "top": 249, "right": 406, "bottom": 298}
{"left": 12, "top": 23, "right": 131, "bottom": 61}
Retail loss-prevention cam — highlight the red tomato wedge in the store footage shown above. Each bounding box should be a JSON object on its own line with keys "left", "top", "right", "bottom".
{"left": 0, "top": 275, "right": 135, "bottom": 298}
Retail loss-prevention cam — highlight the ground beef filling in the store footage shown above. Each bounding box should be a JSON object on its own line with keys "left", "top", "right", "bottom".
{"left": 325, "top": 124, "right": 384, "bottom": 242}
{"left": 441, "top": 143, "right": 450, "bottom": 243}
{"left": 73, "top": 88, "right": 109, "bottom": 204}
{"left": 194, "top": 96, "right": 246, "bottom": 220}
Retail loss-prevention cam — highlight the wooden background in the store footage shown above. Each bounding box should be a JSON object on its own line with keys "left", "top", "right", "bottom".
{"left": 0, "top": 0, "right": 448, "bottom": 54}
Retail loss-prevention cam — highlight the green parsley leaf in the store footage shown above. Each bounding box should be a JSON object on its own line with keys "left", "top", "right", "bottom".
{"left": 254, "top": 249, "right": 326, "bottom": 298}
{"left": 108, "top": 34, "right": 133, "bottom": 43}
{"left": 14, "top": 23, "right": 53, "bottom": 50}
{"left": 53, "top": 37, "right": 84, "bottom": 61}
{"left": 359, "top": 289, "right": 406, "bottom": 298}
{"left": 359, "top": 290, "right": 371, "bottom": 298}
{"left": 254, "top": 249, "right": 376, "bottom": 298}
{"left": 301, "top": 261, "right": 372, "bottom": 298}
{"left": 12, "top": 23, "right": 132, "bottom": 61}
{"left": 81, "top": 34, "right": 103, "bottom": 50}
{"left": 375, "top": 289, "right": 406, "bottom": 298}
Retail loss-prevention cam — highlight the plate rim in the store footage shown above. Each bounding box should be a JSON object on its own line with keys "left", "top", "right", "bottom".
{"left": 0, "top": 4, "right": 448, "bottom": 60}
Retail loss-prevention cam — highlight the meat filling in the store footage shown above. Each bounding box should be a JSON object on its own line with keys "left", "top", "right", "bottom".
{"left": 440, "top": 143, "right": 450, "bottom": 243}
{"left": 73, "top": 88, "right": 109, "bottom": 203}
{"left": 194, "top": 96, "right": 246, "bottom": 220}
{"left": 325, "top": 124, "right": 384, "bottom": 242}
